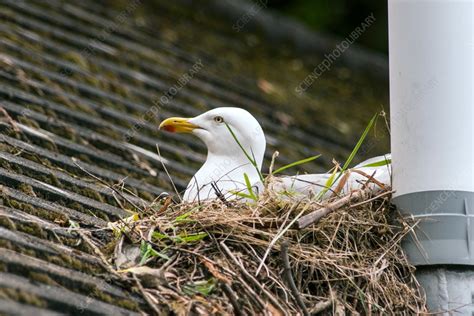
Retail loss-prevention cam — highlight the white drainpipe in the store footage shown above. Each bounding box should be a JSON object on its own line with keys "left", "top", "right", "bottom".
{"left": 389, "top": 0, "right": 474, "bottom": 312}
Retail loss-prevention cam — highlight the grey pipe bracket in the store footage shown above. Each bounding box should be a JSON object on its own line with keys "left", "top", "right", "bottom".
{"left": 395, "top": 191, "right": 474, "bottom": 266}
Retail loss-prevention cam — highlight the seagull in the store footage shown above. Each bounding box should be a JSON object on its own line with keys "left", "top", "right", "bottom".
{"left": 160, "top": 107, "right": 266, "bottom": 201}
{"left": 159, "top": 107, "right": 391, "bottom": 202}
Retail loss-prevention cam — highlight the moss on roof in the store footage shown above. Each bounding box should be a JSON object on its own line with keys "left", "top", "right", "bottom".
{"left": 0, "top": 0, "right": 390, "bottom": 314}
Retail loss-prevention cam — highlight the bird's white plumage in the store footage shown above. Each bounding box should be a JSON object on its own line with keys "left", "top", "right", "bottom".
{"left": 183, "top": 107, "right": 266, "bottom": 202}
{"left": 161, "top": 107, "right": 391, "bottom": 202}
{"left": 269, "top": 156, "right": 391, "bottom": 200}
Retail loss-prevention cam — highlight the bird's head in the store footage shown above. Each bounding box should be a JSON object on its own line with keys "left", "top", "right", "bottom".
{"left": 159, "top": 107, "right": 266, "bottom": 169}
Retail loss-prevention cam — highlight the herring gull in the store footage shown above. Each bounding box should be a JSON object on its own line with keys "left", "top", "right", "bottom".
{"left": 159, "top": 107, "right": 390, "bottom": 202}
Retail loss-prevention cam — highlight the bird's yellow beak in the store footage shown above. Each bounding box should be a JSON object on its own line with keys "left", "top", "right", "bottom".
{"left": 159, "top": 117, "right": 199, "bottom": 133}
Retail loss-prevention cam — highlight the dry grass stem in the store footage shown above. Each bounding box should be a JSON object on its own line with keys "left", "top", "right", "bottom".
{"left": 97, "top": 187, "right": 426, "bottom": 315}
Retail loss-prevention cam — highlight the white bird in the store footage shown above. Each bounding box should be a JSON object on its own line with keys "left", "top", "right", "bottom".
{"left": 159, "top": 107, "right": 391, "bottom": 202}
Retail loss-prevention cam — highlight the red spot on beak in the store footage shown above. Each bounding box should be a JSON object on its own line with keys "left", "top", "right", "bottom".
{"left": 162, "top": 125, "right": 176, "bottom": 133}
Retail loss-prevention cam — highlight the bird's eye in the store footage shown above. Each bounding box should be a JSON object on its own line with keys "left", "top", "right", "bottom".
{"left": 214, "top": 116, "right": 224, "bottom": 123}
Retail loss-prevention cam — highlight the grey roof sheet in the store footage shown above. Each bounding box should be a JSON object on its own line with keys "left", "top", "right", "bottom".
{"left": 0, "top": 0, "right": 389, "bottom": 313}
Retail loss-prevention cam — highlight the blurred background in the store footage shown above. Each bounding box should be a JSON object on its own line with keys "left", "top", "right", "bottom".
{"left": 268, "top": 0, "right": 388, "bottom": 54}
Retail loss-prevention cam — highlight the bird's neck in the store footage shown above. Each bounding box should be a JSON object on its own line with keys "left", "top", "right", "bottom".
{"left": 200, "top": 152, "right": 262, "bottom": 184}
{"left": 183, "top": 152, "right": 262, "bottom": 201}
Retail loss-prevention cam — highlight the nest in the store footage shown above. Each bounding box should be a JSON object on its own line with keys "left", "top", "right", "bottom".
{"left": 105, "top": 187, "right": 426, "bottom": 315}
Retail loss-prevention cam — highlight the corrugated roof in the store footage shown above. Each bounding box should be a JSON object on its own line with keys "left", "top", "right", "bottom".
{"left": 0, "top": 0, "right": 389, "bottom": 314}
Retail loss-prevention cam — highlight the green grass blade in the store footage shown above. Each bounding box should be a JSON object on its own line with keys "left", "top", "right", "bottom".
{"left": 139, "top": 241, "right": 156, "bottom": 264}
{"left": 341, "top": 113, "right": 378, "bottom": 171}
{"left": 272, "top": 154, "right": 321, "bottom": 175}
{"left": 231, "top": 191, "right": 254, "bottom": 199}
{"left": 316, "top": 167, "right": 339, "bottom": 200}
{"left": 183, "top": 278, "right": 216, "bottom": 296}
{"left": 152, "top": 232, "right": 169, "bottom": 241}
{"left": 225, "top": 123, "right": 255, "bottom": 164}
{"left": 361, "top": 158, "right": 391, "bottom": 168}
{"left": 178, "top": 232, "right": 208, "bottom": 243}
{"left": 244, "top": 173, "right": 258, "bottom": 201}
{"left": 316, "top": 113, "right": 378, "bottom": 200}
{"left": 174, "top": 209, "right": 198, "bottom": 224}
{"left": 228, "top": 174, "right": 258, "bottom": 201}
{"left": 149, "top": 247, "right": 171, "bottom": 260}
{"left": 225, "top": 123, "right": 264, "bottom": 182}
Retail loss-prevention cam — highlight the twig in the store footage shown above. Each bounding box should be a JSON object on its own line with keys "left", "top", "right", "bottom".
{"left": 133, "top": 274, "right": 162, "bottom": 315}
{"left": 0, "top": 106, "right": 20, "bottom": 132}
{"left": 222, "top": 284, "right": 244, "bottom": 316}
{"left": 334, "top": 298, "right": 345, "bottom": 316}
{"left": 331, "top": 169, "right": 351, "bottom": 198}
{"left": 156, "top": 144, "right": 182, "bottom": 203}
{"left": 77, "top": 229, "right": 121, "bottom": 278}
{"left": 211, "top": 182, "right": 232, "bottom": 207}
{"left": 72, "top": 159, "right": 145, "bottom": 213}
{"left": 268, "top": 151, "right": 279, "bottom": 176}
{"left": 309, "top": 299, "right": 333, "bottom": 315}
{"left": 280, "top": 241, "right": 309, "bottom": 316}
{"left": 349, "top": 190, "right": 394, "bottom": 208}
{"left": 351, "top": 169, "right": 388, "bottom": 189}
{"left": 297, "top": 187, "right": 374, "bottom": 229}
{"left": 220, "top": 242, "right": 288, "bottom": 316}
{"left": 226, "top": 269, "right": 266, "bottom": 312}
{"left": 256, "top": 202, "right": 304, "bottom": 275}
